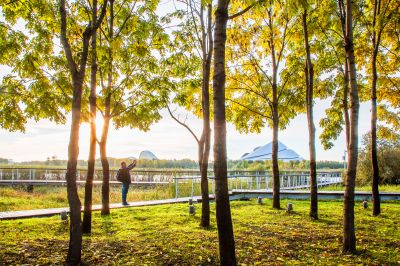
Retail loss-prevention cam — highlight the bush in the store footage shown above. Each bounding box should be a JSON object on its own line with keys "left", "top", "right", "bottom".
{"left": 357, "top": 133, "right": 400, "bottom": 185}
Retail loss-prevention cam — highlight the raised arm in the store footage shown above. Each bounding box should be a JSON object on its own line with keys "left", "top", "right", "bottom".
{"left": 127, "top": 160, "right": 137, "bottom": 170}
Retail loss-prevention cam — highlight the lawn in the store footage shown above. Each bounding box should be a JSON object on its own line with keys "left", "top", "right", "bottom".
{"left": 1, "top": 184, "right": 399, "bottom": 212}
{"left": 316, "top": 184, "right": 400, "bottom": 192}
{"left": 0, "top": 185, "right": 175, "bottom": 212}
{"left": 0, "top": 199, "right": 399, "bottom": 265}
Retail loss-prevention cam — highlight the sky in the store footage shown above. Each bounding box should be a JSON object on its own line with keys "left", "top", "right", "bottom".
{"left": 0, "top": 1, "right": 373, "bottom": 163}
{"left": 0, "top": 100, "right": 371, "bottom": 162}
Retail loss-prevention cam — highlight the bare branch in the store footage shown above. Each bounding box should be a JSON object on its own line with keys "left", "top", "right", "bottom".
{"left": 166, "top": 104, "right": 199, "bottom": 143}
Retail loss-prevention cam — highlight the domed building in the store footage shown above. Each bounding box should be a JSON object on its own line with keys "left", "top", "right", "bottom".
{"left": 139, "top": 150, "right": 158, "bottom": 160}
{"left": 240, "top": 141, "right": 303, "bottom": 162}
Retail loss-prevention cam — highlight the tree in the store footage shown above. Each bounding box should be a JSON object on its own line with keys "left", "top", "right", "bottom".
{"left": 96, "top": 0, "right": 168, "bottom": 215}
{"left": 226, "top": 0, "right": 303, "bottom": 209}
{"left": 59, "top": 0, "right": 107, "bottom": 262}
{"left": 317, "top": 0, "right": 354, "bottom": 152}
{"left": 213, "top": 0, "right": 236, "bottom": 263}
{"left": 299, "top": 0, "right": 318, "bottom": 219}
{"left": 339, "top": 0, "right": 360, "bottom": 254}
{"left": 82, "top": 0, "right": 99, "bottom": 234}
{"left": 358, "top": 0, "right": 400, "bottom": 216}
{"left": 0, "top": 1, "right": 69, "bottom": 132}
{"left": 212, "top": 0, "right": 262, "bottom": 264}
{"left": 167, "top": 0, "right": 213, "bottom": 228}
{"left": 358, "top": 130, "right": 400, "bottom": 185}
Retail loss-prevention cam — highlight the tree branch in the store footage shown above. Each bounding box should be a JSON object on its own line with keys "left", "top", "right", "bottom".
{"left": 228, "top": 0, "right": 265, "bottom": 20}
{"left": 114, "top": 0, "right": 138, "bottom": 38}
{"left": 166, "top": 104, "right": 199, "bottom": 143}
{"left": 94, "top": 0, "right": 108, "bottom": 30}
{"left": 226, "top": 97, "right": 271, "bottom": 120}
{"left": 59, "top": 0, "right": 78, "bottom": 75}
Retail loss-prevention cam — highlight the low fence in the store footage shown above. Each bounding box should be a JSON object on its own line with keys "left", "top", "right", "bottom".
{"left": 0, "top": 168, "right": 181, "bottom": 183}
{"left": 0, "top": 168, "right": 342, "bottom": 199}
{"left": 173, "top": 171, "right": 342, "bottom": 199}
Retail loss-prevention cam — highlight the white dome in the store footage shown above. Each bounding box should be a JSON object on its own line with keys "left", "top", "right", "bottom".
{"left": 139, "top": 150, "right": 158, "bottom": 160}
{"left": 241, "top": 141, "right": 302, "bottom": 161}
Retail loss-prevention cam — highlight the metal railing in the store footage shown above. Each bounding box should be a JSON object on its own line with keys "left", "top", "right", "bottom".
{"left": 172, "top": 171, "right": 342, "bottom": 199}
{"left": 0, "top": 168, "right": 197, "bottom": 183}
{"left": 0, "top": 168, "right": 342, "bottom": 199}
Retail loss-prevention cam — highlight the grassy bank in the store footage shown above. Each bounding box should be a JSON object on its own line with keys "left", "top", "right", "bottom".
{"left": 316, "top": 184, "right": 400, "bottom": 192}
{"left": 0, "top": 185, "right": 175, "bottom": 212}
{"left": 1, "top": 183, "right": 399, "bottom": 212}
{"left": 0, "top": 199, "right": 399, "bottom": 265}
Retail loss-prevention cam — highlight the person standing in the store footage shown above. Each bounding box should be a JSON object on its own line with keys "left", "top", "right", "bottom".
{"left": 116, "top": 160, "right": 137, "bottom": 205}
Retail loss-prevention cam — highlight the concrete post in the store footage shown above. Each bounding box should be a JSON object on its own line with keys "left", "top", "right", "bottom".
{"left": 175, "top": 178, "right": 178, "bottom": 199}
{"left": 191, "top": 177, "right": 194, "bottom": 198}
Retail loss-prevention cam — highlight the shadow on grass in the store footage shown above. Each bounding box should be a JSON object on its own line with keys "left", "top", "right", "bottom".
{"left": 100, "top": 215, "right": 116, "bottom": 236}
{"left": 313, "top": 217, "right": 337, "bottom": 226}
{"left": 55, "top": 219, "right": 69, "bottom": 236}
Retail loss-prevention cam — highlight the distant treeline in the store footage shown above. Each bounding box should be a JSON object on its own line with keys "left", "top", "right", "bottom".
{"left": 1, "top": 157, "right": 343, "bottom": 171}
{"left": 0, "top": 157, "right": 198, "bottom": 170}
{"left": 228, "top": 160, "right": 344, "bottom": 171}
{"left": 0, "top": 158, "right": 9, "bottom": 164}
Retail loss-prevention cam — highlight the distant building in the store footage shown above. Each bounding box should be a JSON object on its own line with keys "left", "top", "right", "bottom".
{"left": 240, "top": 141, "right": 303, "bottom": 162}
{"left": 139, "top": 150, "right": 158, "bottom": 160}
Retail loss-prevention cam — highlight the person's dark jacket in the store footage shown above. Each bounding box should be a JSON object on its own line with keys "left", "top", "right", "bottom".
{"left": 117, "top": 162, "right": 135, "bottom": 184}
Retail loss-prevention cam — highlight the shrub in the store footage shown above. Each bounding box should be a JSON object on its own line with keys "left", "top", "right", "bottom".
{"left": 357, "top": 132, "right": 400, "bottom": 185}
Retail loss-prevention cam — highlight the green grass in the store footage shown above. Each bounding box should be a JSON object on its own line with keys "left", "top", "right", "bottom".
{"left": 316, "top": 184, "right": 400, "bottom": 192}
{"left": 0, "top": 185, "right": 175, "bottom": 212}
{"left": 0, "top": 199, "right": 399, "bottom": 265}
{"left": 1, "top": 183, "right": 399, "bottom": 212}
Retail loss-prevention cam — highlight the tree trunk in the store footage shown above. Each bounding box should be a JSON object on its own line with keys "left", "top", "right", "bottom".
{"left": 343, "top": 61, "right": 350, "bottom": 150}
{"left": 271, "top": 105, "right": 280, "bottom": 209}
{"left": 213, "top": 0, "right": 236, "bottom": 264}
{"left": 343, "top": 0, "right": 360, "bottom": 253}
{"left": 339, "top": 0, "right": 350, "bottom": 153}
{"left": 60, "top": 0, "right": 107, "bottom": 262}
{"left": 199, "top": 3, "right": 212, "bottom": 228}
{"left": 65, "top": 79, "right": 83, "bottom": 264}
{"left": 269, "top": 11, "right": 280, "bottom": 210}
{"left": 100, "top": 0, "right": 113, "bottom": 216}
{"left": 199, "top": 138, "right": 210, "bottom": 228}
{"left": 100, "top": 111, "right": 111, "bottom": 215}
{"left": 371, "top": 64, "right": 380, "bottom": 216}
{"left": 82, "top": 0, "right": 98, "bottom": 234}
{"left": 371, "top": 0, "right": 381, "bottom": 216}
{"left": 302, "top": 10, "right": 317, "bottom": 219}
